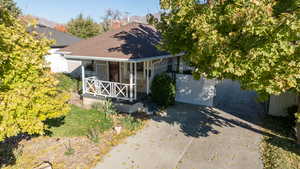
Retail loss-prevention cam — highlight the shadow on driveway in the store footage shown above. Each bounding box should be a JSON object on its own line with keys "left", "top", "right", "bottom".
{"left": 151, "top": 103, "right": 269, "bottom": 138}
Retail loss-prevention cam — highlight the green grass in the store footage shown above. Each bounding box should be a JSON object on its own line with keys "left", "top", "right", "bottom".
{"left": 261, "top": 116, "right": 300, "bottom": 169}
{"left": 45, "top": 105, "right": 113, "bottom": 137}
{"left": 121, "top": 115, "right": 143, "bottom": 131}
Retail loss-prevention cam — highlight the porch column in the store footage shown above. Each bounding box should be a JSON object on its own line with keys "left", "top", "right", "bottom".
{"left": 146, "top": 61, "right": 150, "bottom": 95}
{"left": 106, "top": 61, "right": 109, "bottom": 81}
{"left": 119, "top": 62, "right": 122, "bottom": 83}
{"left": 129, "top": 62, "right": 133, "bottom": 102}
{"left": 151, "top": 61, "right": 154, "bottom": 81}
{"left": 81, "top": 63, "right": 85, "bottom": 95}
{"left": 134, "top": 62, "right": 137, "bottom": 100}
{"left": 143, "top": 62, "right": 146, "bottom": 79}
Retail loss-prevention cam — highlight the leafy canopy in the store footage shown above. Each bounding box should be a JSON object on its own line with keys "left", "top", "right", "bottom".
{"left": 0, "top": 0, "right": 21, "bottom": 17}
{"left": 155, "top": 0, "right": 300, "bottom": 98}
{"left": 0, "top": 8, "right": 70, "bottom": 141}
{"left": 66, "top": 13, "right": 103, "bottom": 39}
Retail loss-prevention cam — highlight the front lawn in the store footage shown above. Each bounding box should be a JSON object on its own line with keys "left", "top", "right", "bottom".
{"left": 1, "top": 104, "right": 147, "bottom": 169}
{"left": 260, "top": 116, "right": 300, "bottom": 169}
{"left": 46, "top": 105, "right": 113, "bottom": 137}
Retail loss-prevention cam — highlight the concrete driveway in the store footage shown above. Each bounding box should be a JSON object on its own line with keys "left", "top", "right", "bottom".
{"left": 94, "top": 101, "right": 264, "bottom": 169}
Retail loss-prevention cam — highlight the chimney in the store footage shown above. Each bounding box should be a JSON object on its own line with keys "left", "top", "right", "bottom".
{"left": 111, "top": 20, "right": 121, "bottom": 30}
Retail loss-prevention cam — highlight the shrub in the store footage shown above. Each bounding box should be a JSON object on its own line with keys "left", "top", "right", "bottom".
{"left": 287, "top": 105, "right": 298, "bottom": 127}
{"left": 92, "top": 100, "right": 118, "bottom": 114}
{"left": 87, "top": 127, "right": 100, "bottom": 143}
{"left": 151, "top": 73, "right": 176, "bottom": 108}
{"left": 121, "top": 115, "right": 142, "bottom": 131}
{"left": 296, "top": 112, "right": 300, "bottom": 123}
{"left": 103, "top": 100, "right": 118, "bottom": 115}
{"left": 55, "top": 73, "right": 81, "bottom": 92}
{"left": 64, "top": 140, "right": 75, "bottom": 156}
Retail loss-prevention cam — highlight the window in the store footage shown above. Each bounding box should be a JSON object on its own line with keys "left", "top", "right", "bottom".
{"left": 167, "top": 58, "right": 173, "bottom": 72}
{"left": 126, "top": 63, "right": 144, "bottom": 72}
{"left": 85, "top": 61, "right": 95, "bottom": 71}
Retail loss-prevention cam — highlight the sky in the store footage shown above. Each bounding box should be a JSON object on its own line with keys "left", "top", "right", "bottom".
{"left": 15, "top": 0, "right": 161, "bottom": 24}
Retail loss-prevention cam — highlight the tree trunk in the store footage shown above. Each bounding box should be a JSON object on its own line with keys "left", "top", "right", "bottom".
{"left": 297, "top": 95, "right": 300, "bottom": 144}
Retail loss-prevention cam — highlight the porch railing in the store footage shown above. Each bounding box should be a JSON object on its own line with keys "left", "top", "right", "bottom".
{"left": 84, "top": 77, "right": 134, "bottom": 100}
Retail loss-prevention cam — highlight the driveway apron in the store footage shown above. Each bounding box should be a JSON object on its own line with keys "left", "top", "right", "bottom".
{"left": 94, "top": 101, "right": 264, "bottom": 169}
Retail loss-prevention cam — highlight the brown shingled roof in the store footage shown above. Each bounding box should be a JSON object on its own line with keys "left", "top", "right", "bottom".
{"left": 62, "top": 23, "right": 168, "bottom": 59}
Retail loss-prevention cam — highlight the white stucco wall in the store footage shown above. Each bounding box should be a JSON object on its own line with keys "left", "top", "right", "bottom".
{"left": 175, "top": 74, "right": 217, "bottom": 106}
{"left": 269, "top": 92, "right": 298, "bottom": 116}
{"left": 44, "top": 49, "right": 82, "bottom": 78}
{"left": 44, "top": 49, "right": 69, "bottom": 73}
{"left": 67, "top": 60, "right": 82, "bottom": 78}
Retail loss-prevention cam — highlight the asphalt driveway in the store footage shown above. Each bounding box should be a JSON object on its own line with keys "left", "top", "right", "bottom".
{"left": 94, "top": 100, "right": 264, "bottom": 169}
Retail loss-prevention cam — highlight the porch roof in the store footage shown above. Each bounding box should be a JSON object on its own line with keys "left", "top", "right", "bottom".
{"left": 60, "top": 23, "right": 171, "bottom": 61}
{"left": 63, "top": 53, "right": 184, "bottom": 63}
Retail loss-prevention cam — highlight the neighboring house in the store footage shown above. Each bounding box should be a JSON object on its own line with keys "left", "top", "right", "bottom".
{"left": 61, "top": 23, "right": 217, "bottom": 108}
{"left": 20, "top": 15, "right": 59, "bottom": 28}
{"left": 30, "top": 24, "right": 82, "bottom": 73}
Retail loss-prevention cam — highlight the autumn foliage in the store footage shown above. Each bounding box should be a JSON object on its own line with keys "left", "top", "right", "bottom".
{"left": 0, "top": 8, "right": 70, "bottom": 141}
{"left": 154, "top": 0, "right": 299, "bottom": 141}
{"left": 156, "top": 0, "right": 299, "bottom": 97}
{"left": 54, "top": 24, "right": 67, "bottom": 32}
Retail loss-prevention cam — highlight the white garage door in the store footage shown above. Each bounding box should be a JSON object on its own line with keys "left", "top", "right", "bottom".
{"left": 175, "top": 74, "right": 217, "bottom": 106}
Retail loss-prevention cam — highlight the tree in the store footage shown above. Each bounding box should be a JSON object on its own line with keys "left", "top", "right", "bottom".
{"left": 102, "top": 9, "right": 123, "bottom": 32}
{"left": 0, "top": 0, "right": 21, "bottom": 17}
{"left": 154, "top": 0, "right": 300, "bottom": 142}
{"left": 66, "top": 14, "right": 103, "bottom": 39}
{"left": 54, "top": 24, "right": 67, "bottom": 32}
{"left": 0, "top": 8, "right": 70, "bottom": 141}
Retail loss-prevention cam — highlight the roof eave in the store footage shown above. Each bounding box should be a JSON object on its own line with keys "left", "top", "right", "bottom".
{"left": 63, "top": 53, "right": 185, "bottom": 63}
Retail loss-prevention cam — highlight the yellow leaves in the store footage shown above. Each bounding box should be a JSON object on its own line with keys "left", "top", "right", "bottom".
{"left": 0, "top": 10, "right": 70, "bottom": 141}
{"left": 251, "top": 0, "right": 260, "bottom": 5}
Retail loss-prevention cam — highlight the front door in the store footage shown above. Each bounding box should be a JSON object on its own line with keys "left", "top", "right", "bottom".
{"left": 109, "top": 62, "right": 120, "bottom": 82}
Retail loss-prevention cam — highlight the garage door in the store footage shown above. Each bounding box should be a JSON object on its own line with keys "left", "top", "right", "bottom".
{"left": 175, "top": 74, "right": 217, "bottom": 106}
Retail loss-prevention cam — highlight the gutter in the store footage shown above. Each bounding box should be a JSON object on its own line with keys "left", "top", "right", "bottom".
{"left": 63, "top": 53, "right": 185, "bottom": 63}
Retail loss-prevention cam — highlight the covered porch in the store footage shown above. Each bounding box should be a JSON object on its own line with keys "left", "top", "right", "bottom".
{"left": 80, "top": 55, "right": 180, "bottom": 102}
{"left": 82, "top": 61, "right": 150, "bottom": 102}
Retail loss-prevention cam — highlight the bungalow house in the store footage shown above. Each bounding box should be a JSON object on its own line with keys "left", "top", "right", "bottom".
{"left": 61, "top": 23, "right": 216, "bottom": 109}
{"left": 29, "top": 24, "right": 82, "bottom": 73}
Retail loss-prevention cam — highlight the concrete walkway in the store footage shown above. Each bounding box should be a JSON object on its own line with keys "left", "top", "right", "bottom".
{"left": 94, "top": 102, "right": 264, "bottom": 169}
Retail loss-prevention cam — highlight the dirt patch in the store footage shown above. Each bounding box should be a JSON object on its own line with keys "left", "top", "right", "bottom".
{"left": 69, "top": 92, "right": 83, "bottom": 107}
{"left": 2, "top": 127, "right": 146, "bottom": 169}
{"left": 1, "top": 97, "right": 149, "bottom": 169}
